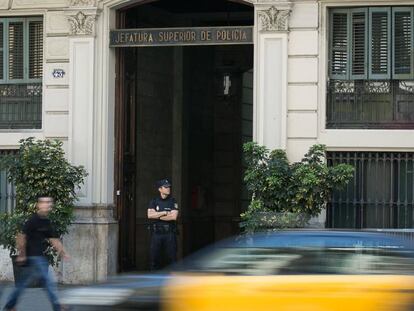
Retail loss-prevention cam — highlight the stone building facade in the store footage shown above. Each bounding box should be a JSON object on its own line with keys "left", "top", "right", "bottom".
{"left": 0, "top": 0, "right": 413, "bottom": 283}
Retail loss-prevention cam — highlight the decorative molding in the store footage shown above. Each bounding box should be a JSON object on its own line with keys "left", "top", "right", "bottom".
{"left": 68, "top": 0, "right": 95, "bottom": 6}
{"left": 68, "top": 11, "right": 96, "bottom": 36}
{"left": 243, "top": 0, "right": 290, "bottom": 3}
{"left": 258, "top": 6, "right": 290, "bottom": 31}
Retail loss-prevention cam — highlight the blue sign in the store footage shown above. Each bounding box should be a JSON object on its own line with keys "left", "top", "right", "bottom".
{"left": 52, "top": 69, "right": 66, "bottom": 78}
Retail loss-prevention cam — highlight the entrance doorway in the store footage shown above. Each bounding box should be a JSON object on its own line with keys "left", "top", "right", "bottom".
{"left": 115, "top": 0, "right": 254, "bottom": 271}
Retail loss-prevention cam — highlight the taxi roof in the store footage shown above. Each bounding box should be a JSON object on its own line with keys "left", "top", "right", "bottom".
{"left": 218, "top": 230, "right": 414, "bottom": 250}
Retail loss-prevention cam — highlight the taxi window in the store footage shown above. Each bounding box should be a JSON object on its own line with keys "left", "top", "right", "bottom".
{"left": 186, "top": 247, "right": 414, "bottom": 275}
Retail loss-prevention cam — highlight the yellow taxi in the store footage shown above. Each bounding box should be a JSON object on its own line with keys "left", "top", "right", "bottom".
{"left": 62, "top": 231, "right": 414, "bottom": 311}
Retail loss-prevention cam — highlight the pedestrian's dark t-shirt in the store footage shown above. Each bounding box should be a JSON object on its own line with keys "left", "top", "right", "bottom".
{"left": 148, "top": 196, "right": 178, "bottom": 225}
{"left": 22, "top": 213, "right": 57, "bottom": 257}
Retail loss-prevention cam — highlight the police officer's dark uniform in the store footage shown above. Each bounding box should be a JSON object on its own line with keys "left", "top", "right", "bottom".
{"left": 148, "top": 179, "right": 178, "bottom": 270}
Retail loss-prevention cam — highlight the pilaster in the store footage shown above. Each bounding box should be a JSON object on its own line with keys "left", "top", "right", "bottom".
{"left": 253, "top": 0, "right": 291, "bottom": 150}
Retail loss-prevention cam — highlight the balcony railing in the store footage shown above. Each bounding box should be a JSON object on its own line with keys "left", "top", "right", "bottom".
{"left": 0, "top": 83, "right": 42, "bottom": 129}
{"left": 327, "top": 80, "right": 414, "bottom": 129}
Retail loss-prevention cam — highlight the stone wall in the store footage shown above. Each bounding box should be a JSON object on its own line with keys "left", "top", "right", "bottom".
{"left": 60, "top": 205, "right": 118, "bottom": 284}
{"left": 286, "top": 1, "right": 319, "bottom": 162}
{"left": 0, "top": 247, "right": 13, "bottom": 281}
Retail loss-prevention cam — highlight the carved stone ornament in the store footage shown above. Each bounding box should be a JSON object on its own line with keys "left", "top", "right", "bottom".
{"left": 68, "top": 11, "right": 95, "bottom": 36}
{"left": 69, "top": 0, "right": 96, "bottom": 6}
{"left": 258, "top": 6, "right": 290, "bottom": 31}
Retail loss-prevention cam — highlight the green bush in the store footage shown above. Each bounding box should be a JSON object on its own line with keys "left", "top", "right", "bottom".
{"left": 0, "top": 138, "right": 87, "bottom": 265}
{"left": 240, "top": 143, "right": 354, "bottom": 233}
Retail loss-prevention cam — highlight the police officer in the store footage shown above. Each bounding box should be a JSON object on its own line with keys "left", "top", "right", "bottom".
{"left": 147, "top": 179, "right": 179, "bottom": 270}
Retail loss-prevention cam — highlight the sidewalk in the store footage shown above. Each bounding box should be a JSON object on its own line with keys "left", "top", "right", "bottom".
{"left": 0, "top": 283, "right": 73, "bottom": 311}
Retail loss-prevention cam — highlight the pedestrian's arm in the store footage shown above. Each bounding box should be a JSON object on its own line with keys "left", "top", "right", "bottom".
{"left": 49, "top": 238, "right": 69, "bottom": 259}
{"left": 16, "top": 233, "right": 26, "bottom": 259}
{"left": 148, "top": 209, "right": 168, "bottom": 219}
{"left": 159, "top": 210, "right": 178, "bottom": 221}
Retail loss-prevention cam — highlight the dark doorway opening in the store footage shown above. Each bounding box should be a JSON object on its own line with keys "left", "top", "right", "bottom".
{"left": 115, "top": 0, "right": 254, "bottom": 272}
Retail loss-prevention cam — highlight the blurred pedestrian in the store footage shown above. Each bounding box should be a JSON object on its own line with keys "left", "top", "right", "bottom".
{"left": 3, "top": 195, "right": 69, "bottom": 311}
{"left": 147, "top": 179, "right": 179, "bottom": 270}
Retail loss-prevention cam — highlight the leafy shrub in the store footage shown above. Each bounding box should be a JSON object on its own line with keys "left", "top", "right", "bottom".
{"left": 240, "top": 143, "right": 354, "bottom": 233}
{"left": 0, "top": 138, "right": 87, "bottom": 265}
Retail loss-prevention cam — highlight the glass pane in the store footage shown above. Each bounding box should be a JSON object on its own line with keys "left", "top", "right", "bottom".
{"left": 0, "top": 151, "right": 16, "bottom": 214}
{"left": 364, "top": 154, "right": 392, "bottom": 228}
{"left": 28, "top": 20, "right": 43, "bottom": 79}
{"left": 8, "top": 21, "right": 24, "bottom": 80}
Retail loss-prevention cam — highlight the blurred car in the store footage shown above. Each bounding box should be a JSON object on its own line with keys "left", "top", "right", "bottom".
{"left": 61, "top": 231, "right": 414, "bottom": 311}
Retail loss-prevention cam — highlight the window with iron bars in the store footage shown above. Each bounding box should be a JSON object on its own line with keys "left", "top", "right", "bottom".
{"left": 0, "top": 17, "right": 43, "bottom": 130}
{"left": 0, "top": 150, "right": 16, "bottom": 214}
{"left": 327, "top": 152, "right": 414, "bottom": 229}
{"left": 328, "top": 7, "right": 414, "bottom": 129}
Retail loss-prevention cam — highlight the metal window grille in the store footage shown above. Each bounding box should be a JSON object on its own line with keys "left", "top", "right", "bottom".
{"left": 0, "top": 149, "right": 16, "bottom": 214}
{"left": 327, "top": 80, "right": 414, "bottom": 128}
{"left": 0, "top": 83, "right": 42, "bottom": 129}
{"left": 327, "top": 151, "right": 414, "bottom": 229}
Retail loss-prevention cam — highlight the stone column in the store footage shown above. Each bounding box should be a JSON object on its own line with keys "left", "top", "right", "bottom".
{"left": 252, "top": 0, "right": 291, "bottom": 150}
{"left": 67, "top": 7, "right": 96, "bottom": 205}
{"left": 61, "top": 1, "right": 118, "bottom": 284}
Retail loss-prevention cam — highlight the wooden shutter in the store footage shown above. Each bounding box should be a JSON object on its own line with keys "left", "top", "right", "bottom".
{"left": 330, "top": 10, "right": 349, "bottom": 79}
{"left": 8, "top": 20, "right": 24, "bottom": 81}
{"left": 369, "top": 7, "right": 391, "bottom": 79}
{"left": 392, "top": 7, "right": 413, "bottom": 79}
{"left": 28, "top": 19, "right": 43, "bottom": 80}
{"left": 350, "top": 8, "right": 368, "bottom": 79}
{"left": 0, "top": 21, "right": 4, "bottom": 81}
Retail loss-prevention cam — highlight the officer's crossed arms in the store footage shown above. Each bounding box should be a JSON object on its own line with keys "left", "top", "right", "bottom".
{"left": 147, "top": 208, "right": 178, "bottom": 221}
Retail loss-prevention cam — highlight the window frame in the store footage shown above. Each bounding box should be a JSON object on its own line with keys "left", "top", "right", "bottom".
{"left": 368, "top": 7, "right": 392, "bottom": 80}
{"left": 392, "top": 7, "right": 414, "bottom": 80}
{"left": 329, "top": 6, "right": 414, "bottom": 81}
{"left": 0, "top": 16, "right": 43, "bottom": 85}
{"left": 329, "top": 8, "right": 350, "bottom": 80}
